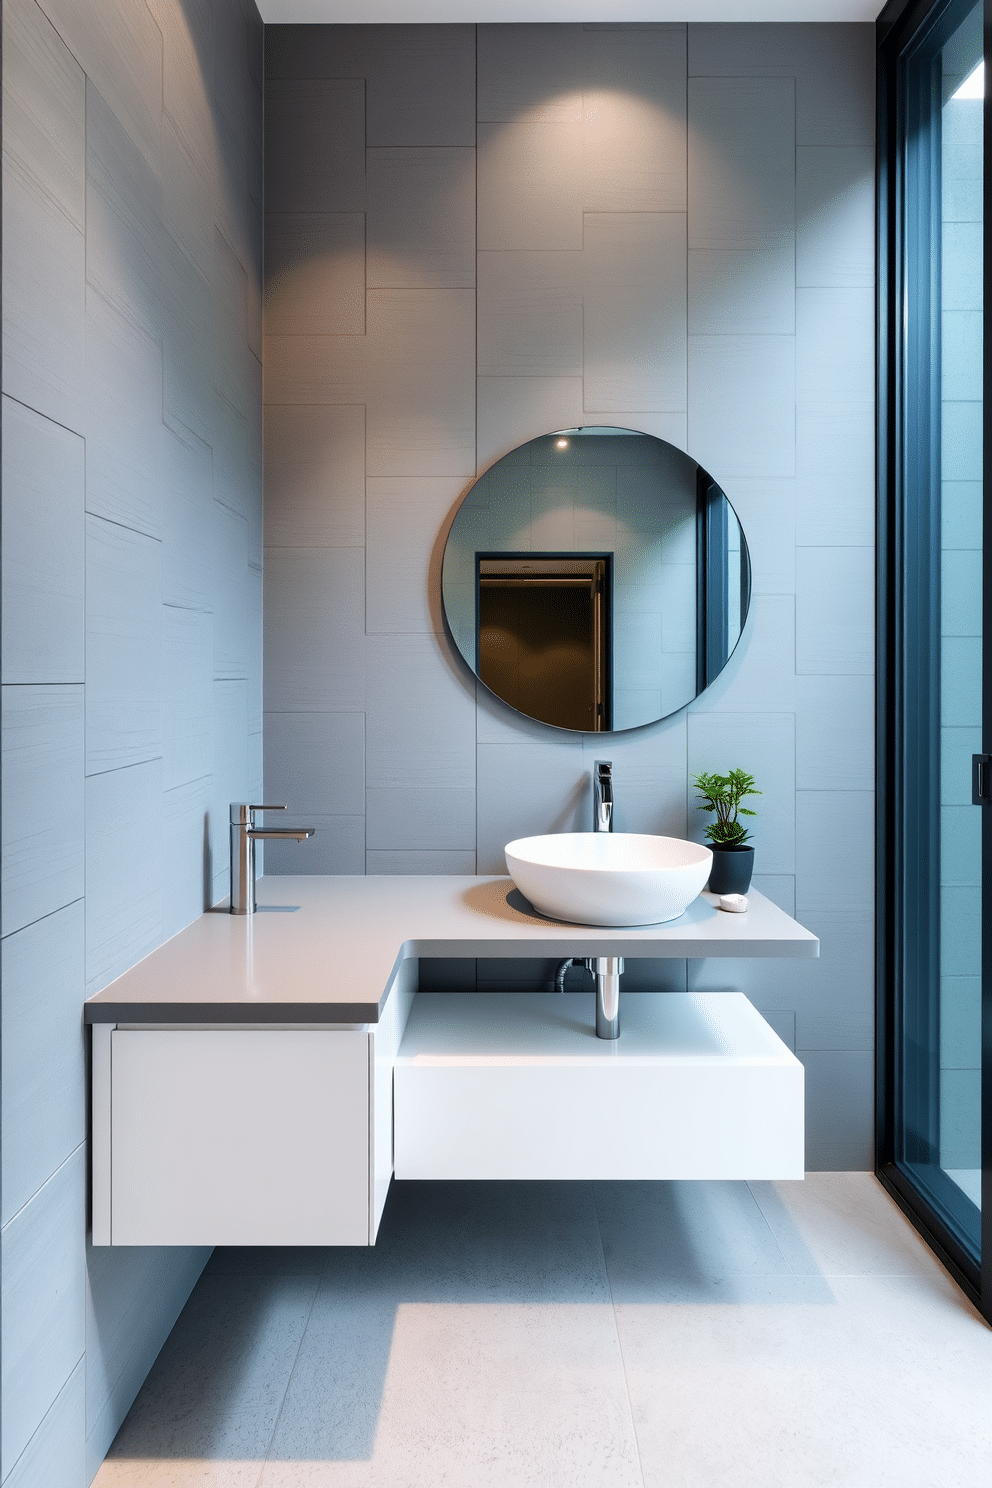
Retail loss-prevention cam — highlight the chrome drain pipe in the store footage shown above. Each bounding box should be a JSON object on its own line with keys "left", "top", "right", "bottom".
{"left": 593, "top": 956, "right": 624, "bottom": 1039}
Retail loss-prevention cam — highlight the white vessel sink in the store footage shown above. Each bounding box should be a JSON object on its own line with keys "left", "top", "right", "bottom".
{"left": 504, "top": 832, "right": 713, "bottom": 927}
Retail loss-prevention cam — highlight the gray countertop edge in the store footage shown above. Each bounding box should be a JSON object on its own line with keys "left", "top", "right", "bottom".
{"left": 83, "top": 1001, "right": 382, "bottom": 1025}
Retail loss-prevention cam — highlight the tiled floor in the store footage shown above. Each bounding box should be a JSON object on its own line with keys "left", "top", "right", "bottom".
{"left": 93, "top": 1175, "right": 992, "bottom": 1488}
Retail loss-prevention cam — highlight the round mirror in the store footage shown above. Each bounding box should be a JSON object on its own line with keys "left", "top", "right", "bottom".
{"left": 441, "top": 427, "right": 751, "bottom": 733}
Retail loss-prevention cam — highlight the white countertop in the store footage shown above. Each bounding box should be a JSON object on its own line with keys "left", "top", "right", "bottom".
{"left": 83, "top": 875, "right": 819, "bottom": 1024}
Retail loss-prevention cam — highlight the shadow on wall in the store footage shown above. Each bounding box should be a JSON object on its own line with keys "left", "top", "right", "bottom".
{"left": 98, "top": 1180, "right": 831, "bottom": 1467}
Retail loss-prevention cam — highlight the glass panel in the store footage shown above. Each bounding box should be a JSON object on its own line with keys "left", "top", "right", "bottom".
{"left": 939, "top": 2, "right": 983, "bottom": 1216}
{"left": 897, "top": 0, "right": 984, "bottom": 1258}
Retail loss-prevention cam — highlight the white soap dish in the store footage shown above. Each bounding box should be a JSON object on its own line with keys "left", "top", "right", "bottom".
{"left": 718, "top": 893, "right": 749, "bottom": 914}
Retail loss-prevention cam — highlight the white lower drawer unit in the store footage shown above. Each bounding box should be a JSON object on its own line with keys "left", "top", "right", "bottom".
{"left": 107, "top": 1029, "right": 371, "bottom": 1246}
{"left": 393, "top": 992, "right": 804, "bottom": 1182}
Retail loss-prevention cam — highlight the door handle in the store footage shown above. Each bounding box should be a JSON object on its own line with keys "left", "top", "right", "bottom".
{"left": 972, "top": 754, "right": 991, "bottom": 805}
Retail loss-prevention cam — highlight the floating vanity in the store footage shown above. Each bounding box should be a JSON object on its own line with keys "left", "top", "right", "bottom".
{"left": 84, "top": 875, "right": 818, "bottom": 1248}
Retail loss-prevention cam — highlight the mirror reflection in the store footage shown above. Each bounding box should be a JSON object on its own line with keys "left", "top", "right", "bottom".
{"left": 441, "top": 427, "right": 751, "bottom": 733}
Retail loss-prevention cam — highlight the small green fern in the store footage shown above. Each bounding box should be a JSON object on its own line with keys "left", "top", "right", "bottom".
{"left": 691, "top": 768, "right": 761, "bottom": 846}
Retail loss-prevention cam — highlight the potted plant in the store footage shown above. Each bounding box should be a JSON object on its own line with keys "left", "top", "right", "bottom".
{"left": 691, "top": 768, "right": 761, "bottom": 896}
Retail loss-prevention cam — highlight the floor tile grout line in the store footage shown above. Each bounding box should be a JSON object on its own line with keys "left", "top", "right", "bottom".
{"left": 591, "top": 1185, "right": 648, "bottom": 1488}
{"left": 746, "top": 1178, "right": 804, "bottom": 1278}
{"left": 254, "top": 1263, "right": 327, "bottom": 1484}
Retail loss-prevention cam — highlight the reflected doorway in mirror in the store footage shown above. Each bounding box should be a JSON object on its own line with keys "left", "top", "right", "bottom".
{"left": 441, "top": 426, "right": 751, "bottom": 733}
{"left": 477, "top": 555, "right": 611, "bottom": 731}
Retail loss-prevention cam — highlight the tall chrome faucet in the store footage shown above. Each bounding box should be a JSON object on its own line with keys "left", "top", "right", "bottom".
{"left": 229, "top": 803, "right": 315, "bottom": 915}
{"left": 593, "top": 759, "right": 613, "bottom": 832}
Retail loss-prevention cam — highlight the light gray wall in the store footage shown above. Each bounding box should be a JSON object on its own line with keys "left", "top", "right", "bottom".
{"left": 264, "top": 21, "right": 876, "bottom": 1173}
{"left": 0, "top": 1, "right": 263, "bottom": 1482}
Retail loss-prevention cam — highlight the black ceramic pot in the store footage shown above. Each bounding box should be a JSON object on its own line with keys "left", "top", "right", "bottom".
{"left": 708, "top": 844, "right": 754, "bottom": 896}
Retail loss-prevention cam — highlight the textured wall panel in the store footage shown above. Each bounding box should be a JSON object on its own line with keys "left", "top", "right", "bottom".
{"left": 163, "top": 606, "right": 214, "bottom": 792}
{"left": 688, "top": 334, "right": 796, "bottom": 479}
{"left": 583, "top": 212, "right": 687, "bottom": 413}
{"left": 264, "top": 403, "right": 366, "bottom": 548}
{"left": 265, "top": 212, "right": 365, "bottom": 334}
{"left": 263, "top": 22, "right": 876, "bottom": 1173}
{"left": 1, "top": 904, "right": 86, "bottom": 1229}
{"left": 582, "top": 24, "right": 687, "bottom": 213}
{"left": 3, "top": 1364, "right": 84, "bottom": 1488}
{"left": 265, "top": 79, "right": 365, "bottom": 214}
{"left": 687, "top": 22, "right": 875, "bottom": 149}
{"left": 366, "top": 475, "right": 468, "bottom": 634}
{"left": 688, "top": 77, "right": 795, "bottom": 253}
{"left": 1, "top": 161, "right": 86, "bottom": 433}
{"left": 0, "top": 685, "right": 84, "bottom": 939}
{"left": 1, "top": 1, "right": 264, "bottom": 1476}
{"left": 264, "top": 547, "right": 366, "bottom": 712}
{"left": 364, "top": 25, "right": 476, "bottom": 147}
{"left": 1, "top": 397, "right": 85, "bottom": 685}
{"left": 84, "top": 760, "right": 164, "bottom": 995}
{"left": 367, "top": 148, "right": 475, "bottom": 289}
{"left": 0, "top": 1150, "right": 86, "bottom": 1480}
{"left": 477, "top": 250, "right": 583, "bottom": 379}
{"left": 796, "top": 147, "right": 875, "bottom": 288}
{"left": 478, "top": 119, "right": 584, "bottom": 251}
{"left": 85, "top": 516, "right": 163, "bottom": 776}
{"left": 364, "top": 289, "right": 477, "bottom": 477}
{"left": 84, "top": 287, "right": 164, "bottom": 540}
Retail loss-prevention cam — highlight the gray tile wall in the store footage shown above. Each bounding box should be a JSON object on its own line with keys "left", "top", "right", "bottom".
{"left": 1, "top": 1, "right": 263, "bottom": 1482}
{"left": 263, "top": 22, "right": 877, "bottom": 1173}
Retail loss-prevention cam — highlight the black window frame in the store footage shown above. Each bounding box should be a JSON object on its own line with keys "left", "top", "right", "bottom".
{"left": 876, "top": 0, "right": 991, "bottom": 1323}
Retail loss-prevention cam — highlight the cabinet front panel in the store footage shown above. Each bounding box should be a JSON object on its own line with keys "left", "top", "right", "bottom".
{"left": 110, "top": 1030, "right": 370, "bottom": 1245}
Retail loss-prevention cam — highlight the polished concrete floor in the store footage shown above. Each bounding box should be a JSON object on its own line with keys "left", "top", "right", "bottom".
{"left": 93, "top": 1174, "right": 992, "bottom": 1488}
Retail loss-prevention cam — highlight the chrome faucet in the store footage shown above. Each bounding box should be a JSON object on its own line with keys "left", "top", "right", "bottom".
{"left": 593, "top": 759, "right": 613, "bottom": 833}
{"left": 229, "top": 803, "right": 315, "bottom": 915}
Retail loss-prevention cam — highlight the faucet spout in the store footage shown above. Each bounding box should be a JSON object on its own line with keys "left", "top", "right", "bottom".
{"left": 593, "top": 759, "right": 613, "bottom": 833}
{"left": 229, "top": 804, "right": 315, "bottom": 915}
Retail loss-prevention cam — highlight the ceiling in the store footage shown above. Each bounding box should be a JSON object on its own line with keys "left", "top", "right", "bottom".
{"left": 257, "top": 3, "right": 880, "bottom": 21}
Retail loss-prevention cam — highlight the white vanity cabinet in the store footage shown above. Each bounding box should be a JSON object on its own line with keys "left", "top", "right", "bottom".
{"left": 95, "top": 1027, "right": 371, "bottom": 1246}
{"left": 85, "top": 877, "right": 818, "bottom": 1247}
{"left": 90, "top": 957, "right": 417, "bottom": 1248}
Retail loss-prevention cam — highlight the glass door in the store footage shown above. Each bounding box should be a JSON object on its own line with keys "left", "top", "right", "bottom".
{"left": 878, "top": 0, "right": 988, "bottom": 1319}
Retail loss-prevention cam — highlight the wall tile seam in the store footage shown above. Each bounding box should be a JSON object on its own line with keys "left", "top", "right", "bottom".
{"left": 0, "top": 142, "right": 85, "bottom": 238}
{"left": 164, "top": 772, "right": 213, "bottom": 792}
{"left": 0, "top": 1358, "right": 85, "bottom": 1488}
{"left": 83, "top": 757, "right": 163, "bottom": 782}
{"left": 0, "top": 680, "right": 84, "bottom": 690}
{"left": 0, "top": 896, "right": 85, "bottom": 947}
{"left": 162, "top": 600, "right": 214, "bottom": 616}
{"left": 0, "top": 1140, "right": 86, "bottom": 1237}
{"left": 0, "top": 391, "right": 85, "bottom": 444}
{"left": 84, "top": 511, "right": 164, "bottom": 547}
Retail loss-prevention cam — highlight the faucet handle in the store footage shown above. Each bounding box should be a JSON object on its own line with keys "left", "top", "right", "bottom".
{"left": 229, "top": 802, "right": 288, "bottom": 827}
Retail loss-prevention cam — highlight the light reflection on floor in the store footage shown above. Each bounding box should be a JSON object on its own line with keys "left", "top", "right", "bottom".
{"left": 92, "top": 1174, "right": 992, "bottom": 1488}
